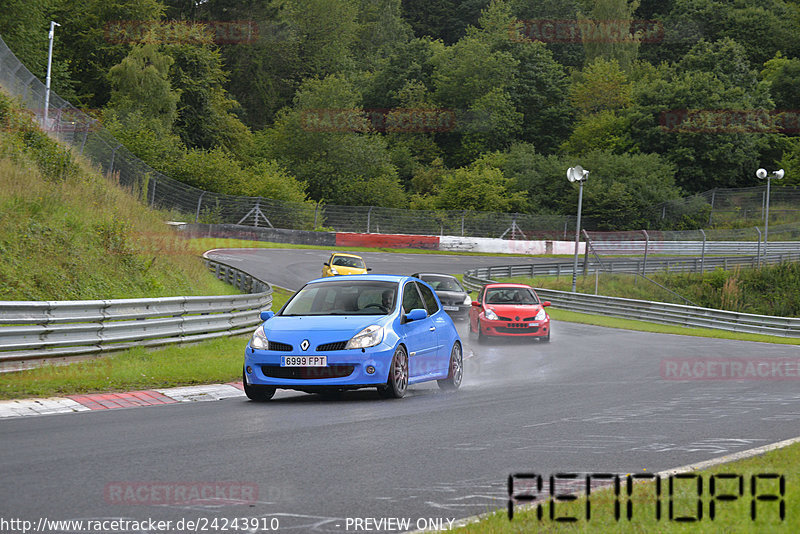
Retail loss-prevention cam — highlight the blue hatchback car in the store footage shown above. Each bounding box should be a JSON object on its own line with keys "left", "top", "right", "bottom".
{"left": 243, "top": 274, "right": 463, "bottom": 400}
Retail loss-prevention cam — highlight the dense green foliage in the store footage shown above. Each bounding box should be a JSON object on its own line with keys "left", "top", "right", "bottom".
{"left": 2, "top": 0, "right": 799, "bottom": 229}
{"left": 0, "top": 92, "right": 238, "bottom": 300}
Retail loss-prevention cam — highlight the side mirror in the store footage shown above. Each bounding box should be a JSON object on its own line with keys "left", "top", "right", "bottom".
{"left": 404, "top": 308, "right": 427, "bottom": 322}
{"left": 542, "top": 301, "right": 551, "bottom": 307}
{"left": 323, "top": 262, "right": 329, "bottom": 266}
{"left": 260, "top": 310, "right": 275, "bottom": 321}
{"left": 471, "top": 301, "right": 481, "bottom": 307}
{"left": 367, "top": 268, "right": 372, "bottom": 272}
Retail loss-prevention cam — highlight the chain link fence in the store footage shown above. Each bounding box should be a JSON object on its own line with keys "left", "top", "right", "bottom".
{"left": 646, "top": 185, "right": 800, "bottom": 229}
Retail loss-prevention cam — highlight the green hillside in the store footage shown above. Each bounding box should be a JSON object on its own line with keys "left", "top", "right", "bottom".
{"left": 0, "top": 91, "right": 237, "bottom": 300}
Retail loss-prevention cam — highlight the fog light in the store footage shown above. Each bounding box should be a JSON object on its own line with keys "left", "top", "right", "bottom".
{"left": 366, "top": 365, "right": 376, "bottom": 375}
{"left": 246, "top": 366, "right": 253, "bottom": 374}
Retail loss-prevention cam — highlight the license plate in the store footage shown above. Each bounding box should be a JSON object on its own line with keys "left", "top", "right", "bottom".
{"left": 281, "top": 356, "right": 327, "bottom": 367}
{"left": 529, "top": 322, "right": 538, "bottom": 327}
{"left": 443, "top": 305, "right": 458, "bottom": 311}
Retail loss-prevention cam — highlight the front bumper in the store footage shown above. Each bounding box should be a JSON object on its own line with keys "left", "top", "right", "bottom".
{"left": 480, "top": 317, "right": 550, "bottom": 337}
{"left": 244, "top": 344, "right": 394, "bottom": 390}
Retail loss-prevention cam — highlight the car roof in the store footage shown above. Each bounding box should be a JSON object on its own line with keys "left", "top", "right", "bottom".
{"left": 306, "top": 274, "right": 411, "bottom": 284}
{"left": 413, "top": 272, "right": 457, "bottom": 279}
{"left": 484, "top": 283, "right": 534, "bottom": 289}
{"left": 330, "top": 252, "right": 363, "bottom": 258}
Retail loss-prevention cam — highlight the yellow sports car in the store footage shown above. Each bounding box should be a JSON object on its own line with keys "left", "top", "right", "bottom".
{"left": 322, "top": 253, "right": 371, "bottom": 277}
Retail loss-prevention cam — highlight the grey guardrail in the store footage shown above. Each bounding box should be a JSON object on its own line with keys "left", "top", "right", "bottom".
{"left": 592, "top": 241, "right": 799, "bottom": 256}
{"left": 463, "top": 268, "right": 800, "bottom": 337}
{"left": 466, "top": 252, "right": 800, "bottom": 279}
{"left": 0, "top": 258, "right": 271, "bottom": 363}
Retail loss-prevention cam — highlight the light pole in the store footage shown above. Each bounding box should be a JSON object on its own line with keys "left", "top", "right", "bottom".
{"left": 567, "top": 165, "right": 589, "bottom": 292}
{"left": 43, "top": 21, "right": 61, "bottom": 129}
{"left": 756, "top": 168, "right": 785, "bottom": 257}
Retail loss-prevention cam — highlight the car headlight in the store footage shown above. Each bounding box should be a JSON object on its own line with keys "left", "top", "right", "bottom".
{"left": 484, "top": 308, "right": 499, "bottom": 321}
{"left": 462, "top": 294, "right": 471, "bottom": 305}
{"left": 249, "top": 325, "right": 269, "bottom": 350}
{"left": 330, "top": 267, "right": 339, "bottom": 275}
{"left": 535, "top": 308, "right": 547, "bottom": 321}
{"left": 345, "top": 325, "right": 384, "bottom": 349}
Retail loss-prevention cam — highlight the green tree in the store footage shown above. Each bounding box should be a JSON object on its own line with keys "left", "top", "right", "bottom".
{"left": 628, "top": 39, "right": 777, "bottom": 192}
{"left": 578, "top": 0, "right": 641, "bottom": 71}
{"left": 761, "top": 53, "right": 800, "bottom": 110}
{"left": 569, "top": 57, "right": 632, "bottom": 114}
{"left": 254, "top": 75, "right": 407, "bottom": 207}
{"left": 165, "top": 37, "right": 252, "bottom": 157}
{"left": 106, "top": 43, "right": 179, "bottom": 132}
{"left": 411, "top": 156, "right": 528, "bottom": 212}
{"left": 52, "top": 0, "right": 165, "bottom": 106}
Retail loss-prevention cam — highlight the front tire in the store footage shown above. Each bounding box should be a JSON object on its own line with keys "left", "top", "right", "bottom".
{"left": 438, "top": 342, "right": 463, "bottom": 391}
{"left": 243, "top": 369, "right": 276, "bottom": 401}
{"left": 378, "top": 346, "right": 408, "bottom": 399}
{"left": 477, "top": 319, "right": 486, "bottom": 344}
{"left": 541, "top": 329, "right": 551, "bottom": 343}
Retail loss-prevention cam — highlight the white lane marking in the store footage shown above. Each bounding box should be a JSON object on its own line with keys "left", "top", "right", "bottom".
{"left": 0, "top": 397, "right": 90, "bottom": 418}
{"left": 154, "top": 384, "right": 245, "bottom": 402}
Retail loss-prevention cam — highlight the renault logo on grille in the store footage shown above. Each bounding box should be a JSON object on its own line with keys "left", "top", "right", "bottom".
{"left": 301, "top": 339, "right": 310, "bottom": 351}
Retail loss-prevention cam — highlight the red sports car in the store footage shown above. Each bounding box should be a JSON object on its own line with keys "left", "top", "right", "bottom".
{"left": 469, "top": 283, "right": 551, "bottom": 342}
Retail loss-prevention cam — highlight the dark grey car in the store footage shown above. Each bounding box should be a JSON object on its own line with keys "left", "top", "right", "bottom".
{"left": 411, "top": 273, "right": 471, "bottom": 321}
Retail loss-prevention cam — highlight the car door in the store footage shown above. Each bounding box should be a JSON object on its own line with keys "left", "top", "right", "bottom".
{"left": 416, "top": 281, "right": 448, "bottom": 372}
{"left": 399, "top": 281, "right": 437, "bottom": 379}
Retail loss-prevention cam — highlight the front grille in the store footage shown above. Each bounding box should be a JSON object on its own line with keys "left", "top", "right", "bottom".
{"left": 523, "top": 316, "right": 538, "bottom": 321}
{"left": 496, "top": 324, "right": 539, "bottom": 334}
{"left": 261, "top": 365, "right": 355, "bottom": 379}
{"left": 267, "top": 341, "right": 292, "bottom": 351}
{"left": 496, "top": 315, "right": 512, "bottom": 321}
{"left": 317, "top": 341, "right": 348, "bottom": 351}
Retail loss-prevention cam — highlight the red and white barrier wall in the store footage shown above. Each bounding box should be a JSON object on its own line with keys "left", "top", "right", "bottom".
{"left": 332, "top": 231, "right": 583, "bottom": 255}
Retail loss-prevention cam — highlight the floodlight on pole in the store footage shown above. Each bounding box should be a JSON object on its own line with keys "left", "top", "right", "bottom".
{"left": 43, "top": 21, "right": 60, "bottom": 128}
{"left": 756, "top": 168, "right": 785, "bottom": 257}
{"left": 567, "top": 165, "right": 589, "bottom": 292}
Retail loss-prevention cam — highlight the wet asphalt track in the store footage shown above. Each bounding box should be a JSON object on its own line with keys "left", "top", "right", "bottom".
{"left": 2, "top": 248, "right": 799, "bottom": 531}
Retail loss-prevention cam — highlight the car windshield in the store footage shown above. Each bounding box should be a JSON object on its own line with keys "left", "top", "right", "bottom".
{"left": 331, "top": 255, "right": 365, "bottom": 269}
{"left": 421, "top": 275, "right": 463, "bottom": 292}
{"left": 485, "top": 287, "right": 539, "bottom": 305}
{"left": 281, "top": 280, "right": 396, "bottom": 316}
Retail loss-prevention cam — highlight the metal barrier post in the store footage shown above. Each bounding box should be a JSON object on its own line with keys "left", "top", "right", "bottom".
{"left": 699, "top": 229, "right": 706, "bottom": 272}
{"left": 755, "top": 227, "right": 761, "bottom": 267}
{"left": 642, "top": 230, "right": 649, "bottom": 276}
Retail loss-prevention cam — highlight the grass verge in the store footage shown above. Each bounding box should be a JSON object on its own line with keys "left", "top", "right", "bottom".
{"left": 457, "top": 440, "right": 797, "bottom": 532}
{"left": 0, "top": 288, "right": 294, "bottom": 400}
{"left": 546, "top": 308, "right": 800, "bottom": 345}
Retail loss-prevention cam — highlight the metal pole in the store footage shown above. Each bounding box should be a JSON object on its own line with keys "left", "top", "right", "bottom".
{"left": 699, "top": 228, "right": 706, "bottom": 272}
{"left": 642, "top": 230, "right": 649, "bottom": 276}
{"left": 194, "top": 191, "right": 206, "bottom": 223}
{"left": 571, "top": 181, "right": 584, "bottom": 293}
{"left": 755, "top": 227, "right": 761, "bottom": 266}
{"left": 43, "top": 21, "right": 60, "bottom": 128}
{"left": 764, "top": 177, "right": 771, "bottom": 257}
{"left": 708, "top": 188, "right": 716, "bottom": 226}
{"left": 367, "top": 206, "right": 373, "bottom": 233}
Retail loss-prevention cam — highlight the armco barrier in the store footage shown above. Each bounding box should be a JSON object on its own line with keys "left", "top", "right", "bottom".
{"left": 0, "top": 258, "right": 271, "bottom": 364}
{"left": 463, "top": 268, "right": 800, "bottom": 337}
{"left": 465, "top": 252, "right": 800, "bottom": 279}
{"left": 591, "top": 240, "right": 799, "bottom": 256}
